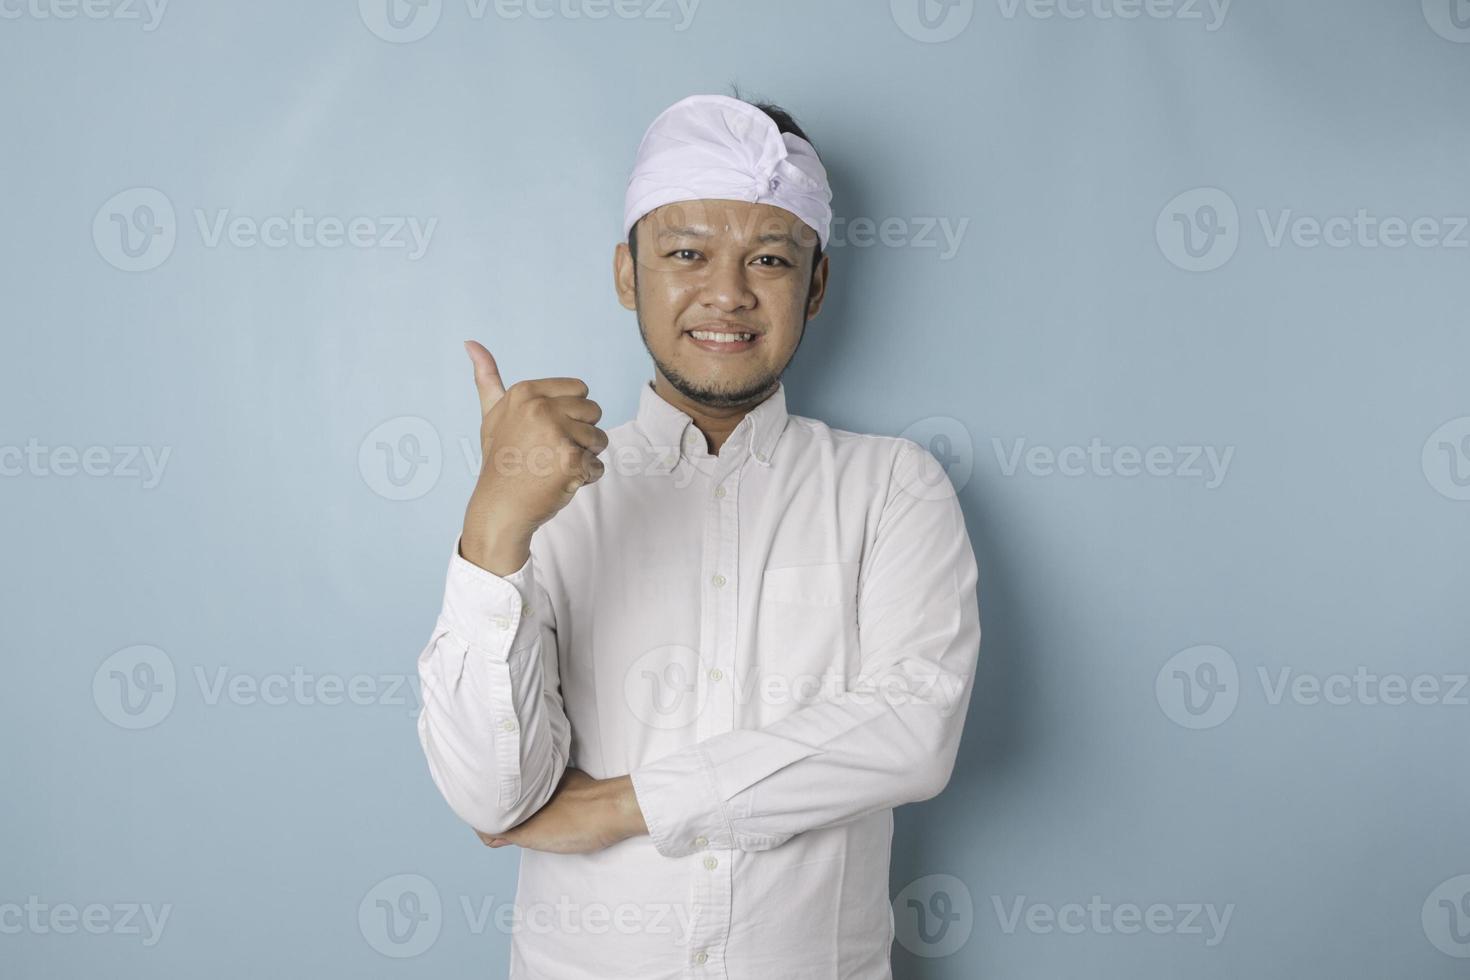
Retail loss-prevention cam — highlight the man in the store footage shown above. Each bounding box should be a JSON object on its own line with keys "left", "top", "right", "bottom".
{"left": 416, "top": 92, "right": 982, "bottom": 979}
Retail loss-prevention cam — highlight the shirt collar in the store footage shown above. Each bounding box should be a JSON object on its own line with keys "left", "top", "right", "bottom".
{"left": 636, "top": 379, "right": 789, "bottom": 473}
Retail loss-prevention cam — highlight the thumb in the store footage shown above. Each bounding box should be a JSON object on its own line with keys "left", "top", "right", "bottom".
{"left": 464, "top": 340, "right": 507, "bottom": 415}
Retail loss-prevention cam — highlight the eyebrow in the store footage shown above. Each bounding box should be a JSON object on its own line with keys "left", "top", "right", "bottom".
{"left": 655, "top": 226, "right": 801, "bottom": 247}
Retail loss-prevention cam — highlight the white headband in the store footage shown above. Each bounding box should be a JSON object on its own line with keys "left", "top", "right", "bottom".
{"left": 623, "top": 94, "right": 833, "bottom": 251}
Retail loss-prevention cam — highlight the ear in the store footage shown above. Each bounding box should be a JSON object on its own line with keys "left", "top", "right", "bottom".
{"left": 804, "top": 250, "right": 830, "bottom": 321}
{"left": 614, "top": 240, "right": 638, "bottom": 310}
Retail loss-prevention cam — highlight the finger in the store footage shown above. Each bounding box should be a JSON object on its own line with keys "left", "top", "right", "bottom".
{"left": 522, "top": 377, "right": 590, "bottom": 400}
{"left": 581, "top": 450, "right": 607, "bottom": 486}
{"left": 560, "top": 419, "right": 610, "bottom": 455}
{"left": 464, "top": 340, "right": 507, "bottom": 416}
{"left": 545, "top": 395, "right": 603, "bottom": 425}
{"left": 551, "top": 444, "right": 604, "bottom": 493}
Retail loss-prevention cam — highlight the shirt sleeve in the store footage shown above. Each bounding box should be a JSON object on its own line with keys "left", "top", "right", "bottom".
{"left": 628, "top": 439, "right": 982, "bottom": 858}
{"left": 416, "top": 535, "right": 572, "bottom": 836}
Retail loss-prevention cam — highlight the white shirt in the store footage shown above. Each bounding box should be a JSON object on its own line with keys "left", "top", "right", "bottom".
{"left": 417, "top": 379, "right": 981, "bottom": 979}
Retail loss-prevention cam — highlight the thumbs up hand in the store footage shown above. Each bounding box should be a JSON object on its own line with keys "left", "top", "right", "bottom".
{"left": 459, "top": 340, "right": 608, "bottom": 574}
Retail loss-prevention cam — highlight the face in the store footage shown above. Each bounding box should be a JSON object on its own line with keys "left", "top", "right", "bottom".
{"left": 614, "top": 199, "right": 829, "bottom": 409}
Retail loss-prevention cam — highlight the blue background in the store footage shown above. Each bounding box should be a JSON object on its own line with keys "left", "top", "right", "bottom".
{"left": 3, "top": 0, "right": 1468, "bottom": 976}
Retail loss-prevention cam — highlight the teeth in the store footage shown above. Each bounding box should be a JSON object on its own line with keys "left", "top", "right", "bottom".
{"left": 690, "top": 330, "right": 754, "bottom": 342}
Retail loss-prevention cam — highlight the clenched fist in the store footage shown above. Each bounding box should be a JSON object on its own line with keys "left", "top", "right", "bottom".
{"left": 459, "top": 340, "right": 608, "bottom": 575}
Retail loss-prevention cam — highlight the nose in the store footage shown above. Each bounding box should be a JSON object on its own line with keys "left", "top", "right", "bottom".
{"left": 697, "top": 254, "right": 756, "bottom": 313}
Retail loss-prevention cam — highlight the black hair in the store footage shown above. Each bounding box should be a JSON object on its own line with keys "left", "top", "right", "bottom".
{"left": 627, "top": 88, "right": 825, "bottom": 277}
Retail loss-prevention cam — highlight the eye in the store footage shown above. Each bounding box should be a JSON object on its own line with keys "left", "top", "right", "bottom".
{"left": 753, "top": 255, "right": 793, "bottom": 268}
{"left": 668, "top": 249, "right": 702, "bottom": 261}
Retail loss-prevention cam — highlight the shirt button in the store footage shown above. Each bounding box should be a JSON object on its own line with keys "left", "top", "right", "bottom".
{"left": 708, "top": 667, "right": 723, "bottom": 682}
{"left": 521, "top": 602, "right": 531, "bottom": 616}
{"left": 703, "top": 856, "right": 718, "bottom": 870}
{"left": 714, "top": 485, "right": 726, "bottom": 498}
{"left": 491, "top": 615, "right": 510, "bottom": 630}
{"left": 711, "top": 573, "right": 726, "bottom": 588}
{"left": 694, "top": 835, "right": 708, "bottom": 848}
{"left": 693, "top": 951, "right": 708, "bottom": 965}
{"left": 755, "top": 452, "right": 767, "bottom": 463}
{"left": 501, "top": 719, "right": 517, "bottom": 732}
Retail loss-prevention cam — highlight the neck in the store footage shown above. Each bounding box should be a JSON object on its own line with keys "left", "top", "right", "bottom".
{"left": 651, "top": 372, "right": 774, "bottom": 456}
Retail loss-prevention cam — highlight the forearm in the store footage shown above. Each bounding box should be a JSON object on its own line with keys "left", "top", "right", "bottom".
{"left": 629, "top": 439, "right": 981, "bottom": 857}
{"left": 630, "top": 646, "right": 975, "bottom": 856}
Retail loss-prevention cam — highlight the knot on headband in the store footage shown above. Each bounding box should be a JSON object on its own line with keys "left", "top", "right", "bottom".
{"left": 624, "top": 94, "right": 833, "bottom": 250}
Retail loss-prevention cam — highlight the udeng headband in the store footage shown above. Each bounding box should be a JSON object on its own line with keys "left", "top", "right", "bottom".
{"left": 624, "top": 94, "right": 833, "bottom": 250}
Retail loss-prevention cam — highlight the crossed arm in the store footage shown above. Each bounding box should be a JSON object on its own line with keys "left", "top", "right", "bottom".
{"left": 415, "top": 439, "right": 981, "bottom": 857}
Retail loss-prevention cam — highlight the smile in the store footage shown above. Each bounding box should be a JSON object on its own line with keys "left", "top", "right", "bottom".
{"left": 688, "top": 330, "right": 755, "bottom": 342}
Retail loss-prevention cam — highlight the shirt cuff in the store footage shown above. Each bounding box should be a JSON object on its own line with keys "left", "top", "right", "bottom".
{"left": 439, "top": 534, "right": 536, "bottom": 660}
{"left": 628, "top": 744, "right": 734, "bottom": 858}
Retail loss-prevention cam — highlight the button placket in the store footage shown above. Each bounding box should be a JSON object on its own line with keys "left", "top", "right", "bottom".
{"left": 684, "top": 444, "right": 741, "bottom": 979}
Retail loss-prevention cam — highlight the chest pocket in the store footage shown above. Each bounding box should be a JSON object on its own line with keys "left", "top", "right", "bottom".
{"left": 751, "top": 561, "right": 861, "bottom": 720}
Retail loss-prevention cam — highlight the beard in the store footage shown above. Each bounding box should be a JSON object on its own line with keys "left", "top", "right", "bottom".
{"left": 634, "top": 291, "right": 809, "bottom": 411}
